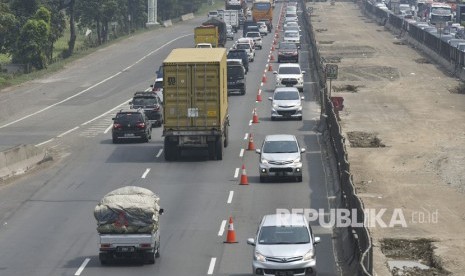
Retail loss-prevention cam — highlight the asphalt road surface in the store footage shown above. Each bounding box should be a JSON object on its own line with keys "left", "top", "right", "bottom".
{"left": 0, "top": 3, "right": 341, "bottom": 276}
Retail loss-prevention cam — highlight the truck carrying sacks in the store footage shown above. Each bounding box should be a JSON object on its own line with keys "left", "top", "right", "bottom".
{"left": 94, "top": 186, "right": 160, "bottom": 234}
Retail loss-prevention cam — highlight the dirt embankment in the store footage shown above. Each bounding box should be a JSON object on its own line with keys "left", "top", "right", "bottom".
{"left": 310, "top": 2, "right": 465, "bottom": 275}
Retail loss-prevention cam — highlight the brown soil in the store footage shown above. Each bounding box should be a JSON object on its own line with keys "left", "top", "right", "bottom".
{"left": 311, "top": 2, "right": 465, "bottom": 275}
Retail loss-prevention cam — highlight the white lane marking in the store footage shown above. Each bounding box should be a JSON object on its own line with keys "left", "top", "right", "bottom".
{"left": 156, "top": 149, "right": 163, "bottom": 158}
{"left": 141, "top": 168, "right": 150, "bottom": 179}
{"left": 218, "top": 220, "right": 227, "bottom": 236}
{"left": 244, "top": 133, "right": 249, "bottom": 140}
{"left": 234, "top": 168, "right": 240, "bottom": 178}
{"left": 104, "top": 123, "right": 113, "bottom": 134}
{"left": 81, "top": 98, "right": 131, "bottom": 126}
{"left": 57, "top": 126, "right": 79, "bottom": 138}
{"left": 35, "top": 138, "right": 55, "bottom": 147}
{"left": 239, "top": 148, "right": 244, "bottom": 157}
{"left": 249, "top": 120, "right": 252, "bottom": 126}
{"left": 74, "top": 258, "right": 90, "bottom": 276}
{"left": 227, "top": 191, "right": 234, "bottom": 204}
{"left": 0, "top": 34, "right": 191, "bottom": 129}
{"left": 207, "top": 257, "right": 217, "bottom": 275}
{"left": 260, "top": 82, "right": 264, "bottom": 87}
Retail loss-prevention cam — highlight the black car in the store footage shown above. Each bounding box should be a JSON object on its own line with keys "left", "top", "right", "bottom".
{"left": 277, "top": 42, "right": 299, "bottom": 63}
{"left": 130, "top": 91, "right": 163, "bottom": 127}
{"left": 227, "top": 59, "right": 246, "bottom": 95}
{"left": 227, "top": 49, "right": 249, "bottom": 73}
{"left": 112, "top": 109, "right": 152, "bottom": 143}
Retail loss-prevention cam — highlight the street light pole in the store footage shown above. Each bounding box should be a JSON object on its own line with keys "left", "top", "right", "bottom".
{"left": 147, "top": 0, "right": 159, "bottom": 27}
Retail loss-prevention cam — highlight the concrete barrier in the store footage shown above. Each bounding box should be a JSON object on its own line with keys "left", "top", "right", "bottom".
{"left": 163, "top": 20, "right": 173, "bottom": 27}
{"left": 0, "top": 144, "right": 47, "bottom": 181}
{"left": 181, "top": 13, "right": 194, "bottom": 21}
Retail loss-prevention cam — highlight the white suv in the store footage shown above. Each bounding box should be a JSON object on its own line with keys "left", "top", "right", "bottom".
{"left": 245, "top": 32, "right": 263, "bottom": 49}
{"left": 273, "top": 64, "right": 306, "bottom": 92}
{"left": 247, "top": 213, "right": 320, "bottom": 275}
{"left": 269, "top": 87, "right": 304, "bottom": 121}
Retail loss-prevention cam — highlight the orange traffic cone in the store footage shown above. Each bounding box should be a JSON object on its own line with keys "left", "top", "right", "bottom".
{"left": 240, "top": 164, "right": 249, "bottom": 185}
{"left": 262, "top": 74, "right": 267, "bottom": 83}
{"left": 256, "top": 90, "right": 262, "bottom": 102}
{"left": 247, "top": 133, "right": 256, "bottom": 150}
{"left": 224, "top": 217, "right": 238, "bottom": 243}
{"left": 252, "top": 108, "right": 260, "bottom": 124}
{"left": 271, "top": 44, "right": 275, "bottom": 51}
{"left": 270, "top": 54, "right": 275, "bottom": 61}
{"left": 268, "top": 63, "right": 273, "bottom": 71}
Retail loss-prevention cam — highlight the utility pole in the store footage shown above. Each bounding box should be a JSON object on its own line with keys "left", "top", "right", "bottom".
{"left": 147, "top": 0, "right": 159, "bottom": 27}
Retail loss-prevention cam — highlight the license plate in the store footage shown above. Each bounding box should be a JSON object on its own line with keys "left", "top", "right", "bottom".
{"left": 276, "top": 271, "right": 292, "bottom": 276}
{"left": 117, "top": 246, "right": 135, "bottom": 252}
{"left": 124, "top": 133, "right": 135, "bottom": 137}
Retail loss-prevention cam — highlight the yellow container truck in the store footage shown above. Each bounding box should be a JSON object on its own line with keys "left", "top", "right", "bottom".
{"left": 162, "top": 48, "right": 230, "bottom": 161}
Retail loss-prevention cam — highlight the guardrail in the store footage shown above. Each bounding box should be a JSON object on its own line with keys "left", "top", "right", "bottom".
{"left": 300, "top": 1, "right": 373, "bottom": 275}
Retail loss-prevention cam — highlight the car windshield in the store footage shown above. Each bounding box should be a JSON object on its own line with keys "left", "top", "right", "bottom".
{"left": 115, "top": 113, "right": 143, "bottom": 123}
{"left": 258, "top": 226, "right": 310, "bottom": 244}
{"left": 154, "top": 81, "right": 162, "bottom": 89}
{"left": 132, "top": 97, "right": 157, "bottom": 106}
{"left": 285, "top": 32, "right": 299, "bottom": 38}
{"left": 279, "top": 43, "right": 297, "bottom": 50}
{"left": 263, "top": 140, "right": 298, "bottom": 153}
{"left": 278, "top": 66, "right": 301, "bottom": 74}
{"left": 236, "top": 44, "right": 250, "bottom": 50}
{"left": 247, "top": 32, "right": 260, "bottom": 38}
{"left": 274, "top": 91, "right": 299, "bottom": 100}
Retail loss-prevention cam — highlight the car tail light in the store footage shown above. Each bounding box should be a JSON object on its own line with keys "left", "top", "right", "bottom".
{"left": 136, "top": 122, "right": 146, "bottom": 129}
{"left": 153, "top": 105, "right": 160, "bottom": 111}
{"left": 139, "top": 243, "right": 152, "bottom": 248}
{"left": 100, "top": 243, "right": 111, "bottom": 248}
{"left": 113, "top": 123, "right": 122, "bottom": 129}
{"left": 293, "top": 51, "right": 298, "bottom": 55}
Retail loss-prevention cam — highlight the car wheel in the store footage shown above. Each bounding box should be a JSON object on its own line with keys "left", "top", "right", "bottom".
{"left": 260, "top": 176, "right": 266, "bottom": 183}
{"left": 296, "top": 176, "right": 303, "bottom": 182}
{"left": 112, "top": 136, "right": 119, "bottom": 144}
{"left": 142, "top": 134, "right": 149, "bottom": 143}
{"left": 146, "top": 251, "right": 155, "bottom": 264}
{"left": 298, "top": 116, "right": 303, "bottom": 121}
{"left": 241, "top": 87, "right": 246, "bottom": 95}
{"left": 271, "top": 117, "right": 276, "bottom": 121}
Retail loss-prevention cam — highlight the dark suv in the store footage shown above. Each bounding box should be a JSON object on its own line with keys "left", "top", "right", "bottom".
{"left": 227, "top": 59, "right": 246, "bottom": 95}
{"left": 227, "top": 49, "right": 249, "bottom": 73}
{"left": 130, "top": 91, "right": 163, "bottom": 127}
{"left": 278, "top": 42, "right": 299, "bottom": 63}
{"left": 112, "top": 109, "right": 152, "bottom": 143}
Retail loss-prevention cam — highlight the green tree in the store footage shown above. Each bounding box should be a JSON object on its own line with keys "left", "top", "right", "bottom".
{"left": 13, "top": 15, "right": 50, "bottom": 69}
{"left": 0, "top": 3, "right": 19, "bottom": 55}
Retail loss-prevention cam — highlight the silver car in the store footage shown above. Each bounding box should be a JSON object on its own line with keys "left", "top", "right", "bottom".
{"left": 269, "top": 87, "right": 304, "bottom": 121}
{"left": 247, "top": 213, "right": 320, "bottom": 276}
{"left": 256, "top": 134, "right": 305, "bottom": 182}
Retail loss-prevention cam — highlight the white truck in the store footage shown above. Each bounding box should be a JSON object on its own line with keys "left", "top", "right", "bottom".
{"left": 94, "top": 186, "right": 163, "bottom": 265}
{"left": 217, "top": 9, "right": 240, "bottom": 32}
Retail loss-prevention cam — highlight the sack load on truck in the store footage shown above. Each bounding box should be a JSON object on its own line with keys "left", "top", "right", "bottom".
{"left": 94, "top": 186, "right": 160, "bottom": 234}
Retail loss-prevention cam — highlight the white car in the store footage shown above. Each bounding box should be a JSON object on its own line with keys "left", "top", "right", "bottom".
{"left": 285, "top": 13, "right": 299, "bottom": 23}
{"left": 235, "top": 43, "right": 255, "bottom": 62}
{"left": 237, "top": 37, "right": 256, "bottom": 50}
{"left": 273, "top": 63, "right": 306, "bottom": 92}
{"left": 195, "top": 43, "right": 213, "bottom": 48}
{"left": 245, "top": 32, "right": 263, "bottom": 49}
{"left": 269, "top": 87, "right": 304, "bottom": 121}
{"left": 256, "top": 21, "right": 269, "bottom": 36}
{"left": 283, "top": 30, "right": 301, "bottom": 47}
{"left": 283, "top": 21, "right": 300, "bottom": 29}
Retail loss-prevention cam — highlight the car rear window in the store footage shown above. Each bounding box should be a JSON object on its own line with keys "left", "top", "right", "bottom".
{"left": 236, "top": 44, "right": 250, "bottom": 50}
{"left": 115, "top": 112, "right": 143, "bottom": 123}
{"left": 132, "top": 97, "right": 158, "bottom": 106}
{"left": 280, "top": 43, "right": 297, "bottom": 50}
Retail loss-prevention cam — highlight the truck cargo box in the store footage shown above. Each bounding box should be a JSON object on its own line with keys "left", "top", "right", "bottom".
{"left": 162, "top": 48, "right": 229, "bottom": 161}
{"left": 163, "top": 48, "right": 228, "bottom": 132}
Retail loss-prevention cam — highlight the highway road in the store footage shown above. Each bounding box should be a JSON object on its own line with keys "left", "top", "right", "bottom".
{"left": 0, "top": 2, "right": 341, "bottom": 276}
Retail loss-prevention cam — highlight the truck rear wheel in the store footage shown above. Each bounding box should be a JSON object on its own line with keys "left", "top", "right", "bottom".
{"left": 164, "top": 138, "right": 177, "bottom": 161}
{"left": 99, "top": 253, "right": 109, "bottom": 265}
{"left": 215, "top": 138, "right": 223, "bottom": 161}
{"left": 224, "top": 125, "right": 229, "bottom": 148}
{"left": 145, "top": 251, "right": 156, "bottom": 264}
